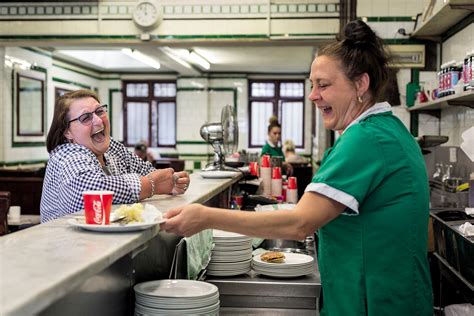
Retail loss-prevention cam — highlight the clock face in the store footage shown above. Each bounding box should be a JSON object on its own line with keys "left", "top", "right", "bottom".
{"left": 133, "top": 1, "right": 161, "bottom": 28}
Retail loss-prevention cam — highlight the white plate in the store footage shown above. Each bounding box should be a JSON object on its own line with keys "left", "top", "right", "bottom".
{"left": 213, "top": 241, "right": 252, "bottom": 250}
{"left": 136, "top": 292, "right": 219, "bottom": 309}
{"left": 67, "top": 218, "right": 165, "bottom": 232}
{"left": 200, "top": 170, "right": 239, "bottom": 179}
{"left": 134, "top": 280, "right": 218, "bottom": 299}
{"left": 135, "top": 301, "right": 219, "bottom": 315}
{"left": 212, "top": 248, "right": 252, "bottom": 256}
{"left": 253, "top": 252, "right": 314, "bottom": 267}
{"left": 213, "top": 229, "right": 248, "bottom": 239}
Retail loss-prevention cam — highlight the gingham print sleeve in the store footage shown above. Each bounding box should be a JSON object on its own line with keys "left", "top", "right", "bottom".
{"left": 40, "top": 143, "right": 143, "bottom": 223}
{"left": 106, "top": 139, "right": 156, "bottom": 176}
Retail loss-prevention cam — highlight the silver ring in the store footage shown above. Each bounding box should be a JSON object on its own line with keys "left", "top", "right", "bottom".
{"left": 183, "top": 184, "right": 188, "bottom": 191}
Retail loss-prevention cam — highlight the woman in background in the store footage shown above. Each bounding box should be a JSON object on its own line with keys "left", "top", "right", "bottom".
{"left": 261, "top": 116, "right": 285, "bottom": 158}
{"left": 261, "top": 116, "right": 293, "bottom": 175}
{"left": 40, "top": 90, "right": 190, "bottom": 223}
{"left": 134, "top": 142, "right": 155, "bottom": 162}
{"left": 283, "top": 139, "right": 308, "bottom": 163}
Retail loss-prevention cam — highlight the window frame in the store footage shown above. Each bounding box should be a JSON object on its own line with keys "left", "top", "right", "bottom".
{"left": 122, "top": 80, "right": 177, "bottom": 148}
{"left": 248, "top": 79, "right": 305, "bottom": 149}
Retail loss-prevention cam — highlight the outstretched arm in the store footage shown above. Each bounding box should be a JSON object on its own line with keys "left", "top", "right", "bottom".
{"left": 161, "top": 191, "right": 345, "bottom": 238}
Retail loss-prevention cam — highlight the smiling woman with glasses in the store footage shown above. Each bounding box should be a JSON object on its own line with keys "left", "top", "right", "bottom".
{"left": 40, "top": 89, "right": 190, "bottom": 223}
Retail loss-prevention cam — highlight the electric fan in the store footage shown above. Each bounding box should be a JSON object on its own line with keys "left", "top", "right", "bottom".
{"left": 200, "top": 105, "right": 239, "bottom": 177}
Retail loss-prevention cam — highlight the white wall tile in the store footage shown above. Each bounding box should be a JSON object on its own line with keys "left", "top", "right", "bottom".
{"left": 441, "top": 107, "right": 474, "bottom": 146}
{"left": 418, "top": 113, "right": 440, "bottom": 136}
{"left": 371, "top": 0, "right": 389, "bottom": 16}
{"left": 396, "top": 69, "right": 411, "bottom": 106}
{"left": 388, "top": 0, "right": 406, "bottom": 16}
{"left": 391, "top": 106, "right": 411, "bottom": 130}
{"left": 442, "top": 24, "right": 474, "bottom": 64}
{"left": 357, "top": 0, "right": 372, "bottom": 17}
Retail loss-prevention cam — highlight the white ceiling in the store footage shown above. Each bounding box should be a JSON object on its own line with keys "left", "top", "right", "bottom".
{"left": 52, "top": 45, "right": 317, "bottom": 75}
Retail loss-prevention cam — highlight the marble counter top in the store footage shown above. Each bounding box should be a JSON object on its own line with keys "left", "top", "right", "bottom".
{"left": 0, "top": 172, "right": 241, "bottom": 316}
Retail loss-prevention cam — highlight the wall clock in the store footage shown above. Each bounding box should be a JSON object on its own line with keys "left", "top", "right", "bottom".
{"left": 132, "top": 0, "right": 163, "bottom": 29}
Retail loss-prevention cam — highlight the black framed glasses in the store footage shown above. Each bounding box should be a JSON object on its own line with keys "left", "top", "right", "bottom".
{"left": 68, "top": 105, "right": 108, "bottom": 125}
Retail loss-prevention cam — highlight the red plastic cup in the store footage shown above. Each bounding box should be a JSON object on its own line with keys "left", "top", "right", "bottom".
{"left": 261, "top": 155, "right": 271, "bottom": 168}
{"left": 288, "top": 177, "right": 297, "bottom": 189}
{"left": 272, "top": 167, "right": 282, "bottom": 179}
{"left": 83, "top": 191, "right": 113, "bottom": 225}
{"left": 249, "top": 162, "right": 259, "bottom": 176}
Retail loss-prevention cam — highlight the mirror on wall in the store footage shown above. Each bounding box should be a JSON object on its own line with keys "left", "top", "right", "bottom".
{"left": 12, "top": 66, "right": 47, "bottom": 145}
{"left": 17, "top": 74, "right": 44, "bottom": 136}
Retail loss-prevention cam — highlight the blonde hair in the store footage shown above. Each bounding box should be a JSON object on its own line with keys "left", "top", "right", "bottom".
{"left": 284, "top": 139, "right": 296, "bottom": 152}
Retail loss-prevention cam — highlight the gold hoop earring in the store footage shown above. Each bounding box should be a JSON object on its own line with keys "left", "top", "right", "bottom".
{"left": 357, "top": 96, "right": 363, "bottom": 103}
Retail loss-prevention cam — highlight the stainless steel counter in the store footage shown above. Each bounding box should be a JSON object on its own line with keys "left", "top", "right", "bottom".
{"left": 206, "top": 254, "right": 321, "bottom": 314}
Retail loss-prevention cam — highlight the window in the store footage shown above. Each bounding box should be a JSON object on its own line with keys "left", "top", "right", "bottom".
{"left": 249, "top": 80, "right": 304, "bottom": 148}
{"left": 123, "top": 81, "right": 176, "bottom": 147}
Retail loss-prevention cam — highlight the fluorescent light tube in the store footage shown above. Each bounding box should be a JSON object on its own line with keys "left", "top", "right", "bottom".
{"left": 161, "top": 47, "right": 193, "bottom": 69}
{"left": 121, "top": 49, "right": 160, "bottom": 69}
{"left": 189, "top": 51, "right": 210, "bottom": 70}
{"left": 5, "top": 55, "right": 32, "bottom": 70}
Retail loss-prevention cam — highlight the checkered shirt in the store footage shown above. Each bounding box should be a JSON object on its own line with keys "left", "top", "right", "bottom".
{"left": 40, "top": 139, "right": 155, "bottom": 223}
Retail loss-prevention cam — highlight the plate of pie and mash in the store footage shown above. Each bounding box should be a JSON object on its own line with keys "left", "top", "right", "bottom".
{"left": 68, "top": 203, "right": 166, "bottom": 232}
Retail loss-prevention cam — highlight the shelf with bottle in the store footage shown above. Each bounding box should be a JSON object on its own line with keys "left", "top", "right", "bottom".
{"left": 408, "top": 88, "right": 474, "bottom": 111}
{"left": 411, "top": 0, "right": 473, "bottom": 40}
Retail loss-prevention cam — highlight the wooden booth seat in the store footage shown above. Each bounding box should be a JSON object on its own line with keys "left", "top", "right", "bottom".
{"left": 0, "top": 191, "right": 11, "bottom": 236}
{"left": 153, "top": 158, "right": 185, "bottom": 172}
{"left": 0, "top": 169, "right": 44, "bottom": 216}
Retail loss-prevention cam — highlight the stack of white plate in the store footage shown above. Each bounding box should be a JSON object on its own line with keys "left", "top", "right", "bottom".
{"left": 252, "top": 252, "right": 314, "bottom": 278}
{"left": 207, "top": 229, "right": 253, "bottom": 276}
{"left": 134, "top": 279, "right": 219, "bottom": 315}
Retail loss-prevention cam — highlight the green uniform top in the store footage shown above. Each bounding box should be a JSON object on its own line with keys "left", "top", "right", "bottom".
{"left": 306, "top": 102, "right": 432, "bottom": 316}
{"left": 261, "top": 141, "right": 285, "bottom": 161}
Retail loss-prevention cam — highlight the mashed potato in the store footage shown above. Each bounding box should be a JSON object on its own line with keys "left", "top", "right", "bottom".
{"left": 114, "top": 203, "right": 144, "bottom": 223}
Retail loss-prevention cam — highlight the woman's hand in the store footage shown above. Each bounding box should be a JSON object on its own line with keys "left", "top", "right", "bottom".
{"left": 160, "top": 203, "right": 207, "bottom": 237}
{"left": 151, "top": 168, "right": 175, "bottom": 194}
{"left": 171, "top": 171, "right": 190, "bottom": 195}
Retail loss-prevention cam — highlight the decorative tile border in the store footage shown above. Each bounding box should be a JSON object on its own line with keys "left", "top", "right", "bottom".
{"left": 0, "top": 2, "right": 339, "bottom": 19}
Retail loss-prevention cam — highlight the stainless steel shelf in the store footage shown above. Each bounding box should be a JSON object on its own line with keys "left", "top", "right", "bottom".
{"left": 411, "top": 0, "right": 473, "bottom": 39}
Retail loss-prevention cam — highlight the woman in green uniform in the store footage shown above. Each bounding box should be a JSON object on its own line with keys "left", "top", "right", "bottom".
{"left": 162, "top": 20, "right": 432, "bottom": 316}
{"left": 261, "top": 116, "right": 285, "bottom": 159}
{"left": 261, "top": 116, "right": 293, "bottom": 175}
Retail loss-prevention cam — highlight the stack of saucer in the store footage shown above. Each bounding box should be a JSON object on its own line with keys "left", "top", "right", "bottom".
{"left": 207, "top": 229, "right": 253, "bottom": 276}
{"left": 252, "top": 252, "right": 314, "bottom": 278}
{"left": 134, "top": 279, "right": 219, "bottom": 315}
